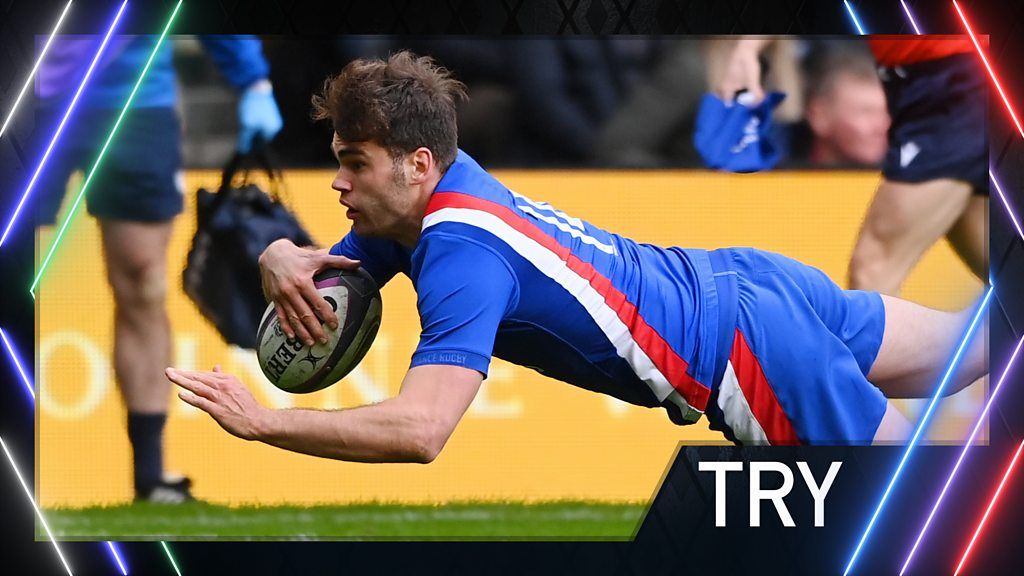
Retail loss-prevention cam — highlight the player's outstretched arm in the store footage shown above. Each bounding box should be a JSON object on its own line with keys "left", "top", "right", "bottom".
{"left": 167, "top": 364, "right": 482, "bottom": 464}
{"left": 259, "top": 239, "right": 361, "bottom": 346}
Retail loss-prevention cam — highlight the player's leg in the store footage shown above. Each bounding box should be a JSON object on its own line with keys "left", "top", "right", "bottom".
{"left": 709, "top": 250, "right": 891, "bottom": 445}
{"left": 100, "top": 219, "right": 177, "bottom": 497}
{"left": 945, "top": 194, "right": 988, "bottom": 281}
{"left": 866, "top": 294, "right": 987, "bottom": 399}
{"left": 847, "top": 178, "right": 973, "bottom": 295}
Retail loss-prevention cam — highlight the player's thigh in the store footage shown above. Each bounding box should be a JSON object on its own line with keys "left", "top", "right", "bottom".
{"left": 945, "top": 193, "right": 988, "bottom": 279}
{"left": 738, "top": 249, "right": 886, "bottom": 377}
{"left": 866, "top": 294, "right": 967, "bottom": 397}
{"left": 857, "top": 178, "right": 973, "bottom": 254}
{"left": 712, "top": 270, "right": 888, "bottom": 445}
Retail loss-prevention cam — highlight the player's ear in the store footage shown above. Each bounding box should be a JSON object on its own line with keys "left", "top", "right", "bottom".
{"left": 408, "top": 147, "right": 434, "bottom": 184}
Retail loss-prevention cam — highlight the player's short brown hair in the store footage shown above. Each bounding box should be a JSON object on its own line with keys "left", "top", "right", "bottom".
{"left": 312, "top": 50, "right": 467, "bottom": 172}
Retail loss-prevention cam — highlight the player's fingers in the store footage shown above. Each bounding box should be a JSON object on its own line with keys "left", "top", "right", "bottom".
{"left": 280, "top": 295, "right": 315, "bottom": 344}
{"left": 298, "top": 281, "right": 338, "bottom": 333}
{"left": 178, "top": 390, "right": 217, "bottom": 415}
{"left": 166, "top": 368, "right": 219, "bottom": 400}
{"left": 288, "top": 284, "right": 327, "bottom": 342}
{"left": 273, "top": 302, "right": 296, "bottom": 340}
{"left": 319, "top": 253, "right": 361, "bottom": 270}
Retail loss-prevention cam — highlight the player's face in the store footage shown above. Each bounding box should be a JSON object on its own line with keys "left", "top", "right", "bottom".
{"left": 330, "top": 136, "right": 415, "bottom": 240}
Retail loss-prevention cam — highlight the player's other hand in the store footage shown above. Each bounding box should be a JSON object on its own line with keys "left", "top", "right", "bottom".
{"left": 258, "top": 238, "right": 360, "bottom": 346}
{"left": 238, "top": 79, "right": 283, "bottom": 153}
{"left": 168, "top": 366, "right": 269, "bottom": 441}
{"left": 715, "top": 38, "right": 766, "bottom": 104}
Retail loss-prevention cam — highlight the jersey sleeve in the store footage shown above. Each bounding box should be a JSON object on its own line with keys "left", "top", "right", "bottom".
{"left": 197, "top": 36, "right": 271, "bottom": 90}
{"left": 410, "top": 233, "right": 518, "bottom": 376}
{"left": 330, "top": 231, "right": 409, "bottom": 288}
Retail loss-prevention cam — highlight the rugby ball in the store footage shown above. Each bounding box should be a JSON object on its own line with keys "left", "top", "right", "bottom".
{"left": 256, "top": 268, "right": 382, "bottom": 393}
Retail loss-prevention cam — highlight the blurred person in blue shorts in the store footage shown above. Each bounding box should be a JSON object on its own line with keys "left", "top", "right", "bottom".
{"left": 35, "top": 35, "right": 282, "bottom": 502}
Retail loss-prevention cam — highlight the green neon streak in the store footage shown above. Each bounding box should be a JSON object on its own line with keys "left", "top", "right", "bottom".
{"left": 160, "top": 541, "right": 183, "bottom": 576}
{"left": 30, "top": 0, "right": 184, "bottom": 296}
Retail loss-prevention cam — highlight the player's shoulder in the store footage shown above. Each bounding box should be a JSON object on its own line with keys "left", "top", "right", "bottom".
{"left": 431, "top": 150, "right": 517, "bottom": 209}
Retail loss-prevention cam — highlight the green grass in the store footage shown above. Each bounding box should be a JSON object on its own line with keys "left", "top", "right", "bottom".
{"left": 43, "top": 501, "right": 647, "bottom": 541}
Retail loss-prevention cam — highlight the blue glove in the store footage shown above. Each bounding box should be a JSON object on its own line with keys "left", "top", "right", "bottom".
{"left": 237, "top": 79, "right": 283, "bottom": 153}
{"left": 693, "top": 91, "right": 786, "bottom": 173}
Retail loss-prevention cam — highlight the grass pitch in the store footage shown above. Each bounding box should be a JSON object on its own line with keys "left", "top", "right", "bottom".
{"left": 44, "top": 501, "right": 646, "bottom": 540}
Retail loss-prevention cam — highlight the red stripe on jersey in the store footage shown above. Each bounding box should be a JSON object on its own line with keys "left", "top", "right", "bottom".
{"left": 426, "top": 191, "right": 711, "bottom": 411}
{"left": 730, "top": 329, "right": 800, "bottom": 445}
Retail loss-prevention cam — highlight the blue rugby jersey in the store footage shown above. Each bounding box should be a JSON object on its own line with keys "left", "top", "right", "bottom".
{"left": 331, "top": 151, "right": 735, "bottom": 424}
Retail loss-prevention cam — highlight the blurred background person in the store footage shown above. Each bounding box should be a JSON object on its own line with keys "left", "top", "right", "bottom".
{"left": 848, "top": 37, "right": 988, "bottom": 295}
{"left": 35, "top": 35, "right": 282, "bottom": 502}
{"left": 799, "top": 42, "right": 890, "bottom": 167}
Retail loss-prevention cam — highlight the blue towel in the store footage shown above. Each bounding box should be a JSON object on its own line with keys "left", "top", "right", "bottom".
{"left": 694, "top": 91, "right": 786, "bottom": 173}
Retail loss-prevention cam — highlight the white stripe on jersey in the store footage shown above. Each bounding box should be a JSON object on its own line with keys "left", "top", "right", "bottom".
{"left": 423, "top": 206, "right": 701, "bottom": 422}
{"left": 514, "top": 204, "right": 617, "bottom": 255}
{"left": 716, "top": 361, "right": 769, "bottom": 445}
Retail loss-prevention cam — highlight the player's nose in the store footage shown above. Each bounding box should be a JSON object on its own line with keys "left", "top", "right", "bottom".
{"left": 332, "top": 171, "right": 352, "bottom": 194}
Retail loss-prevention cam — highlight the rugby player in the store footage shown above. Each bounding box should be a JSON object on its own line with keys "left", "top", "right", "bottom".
{"left": 167, "top": 52, "right": 987, "bottom": 457}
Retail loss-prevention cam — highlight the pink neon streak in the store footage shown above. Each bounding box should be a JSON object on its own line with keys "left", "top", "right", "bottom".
{"left": 990, "top": 169, "right": 1024, "bottom": 242}
{"left": 954, "top": 438, "right": 1024, "bottom": 575}
{"left": 953, "top": 0, "right": 1024, "bottom": 139}
{"left": 900, "top": 0, "right": 922, "bottom": 34}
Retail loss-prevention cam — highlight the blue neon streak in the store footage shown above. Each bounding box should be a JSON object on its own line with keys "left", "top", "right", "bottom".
{"left": 991, "top": 169, "right": 1024, "bottom": 242}
{"left": 0, "top": 0, "right": 129, "bottom": 250}
{"left": 899, "top": 336, "right": 1024, "bottom": 575}
{"left": 0, "top": 1, "right": 74, "bottom": 140}
{"left": 0, "top": 327, "right": 35, "bottom": 402}
{"left": 899, "top": 0, "right": 922, "bottom": 34}
{"left": 843, "top": 286, "right": 993, "bottom": 576}
{"left": 843, "top": 0, "right": 867, "bottom": 34}
{"left": 106, "top": 541, "right": 128, "bottom": 575}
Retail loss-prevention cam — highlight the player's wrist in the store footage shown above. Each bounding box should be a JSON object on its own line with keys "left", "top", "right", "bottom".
{"left": 250, "top": 407, "right": 279, "bottom": 442}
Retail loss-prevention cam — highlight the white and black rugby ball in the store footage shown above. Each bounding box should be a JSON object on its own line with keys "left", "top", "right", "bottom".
{"left": 256, "top": 268, "right": 382, "bottom": 393}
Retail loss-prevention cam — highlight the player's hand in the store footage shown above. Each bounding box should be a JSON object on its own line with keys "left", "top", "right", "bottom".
{"left": 238, "top": 79, "right": 283, "bottom": 153}
{"left": 258, "top": 239, "right": 360, "bottom": 346}
{"left": 167, "top": 366, "right": 270, "bottom": 441}
{"left": 715, "top": 39, "right": 766, "bottom": 104}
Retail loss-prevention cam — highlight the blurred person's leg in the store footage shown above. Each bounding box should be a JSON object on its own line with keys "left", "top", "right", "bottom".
{"left": 86, "top": 108, "right": 187, "bottom": 500}
{"left": 848, "top": 178, "right": 973, "bottom": 295}
{"left": 101, "top": 220, "right": 176, "bottom": 496}
{"left": 945, "top": 194, "right": 988, "bottom": 280}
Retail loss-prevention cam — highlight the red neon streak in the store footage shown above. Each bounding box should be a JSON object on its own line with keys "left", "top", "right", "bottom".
{"left": 953, "top": 0, "right": 1024, "bottom": 139}
{"left": 953, "top": 439, "right": 1024, "bottom": 575}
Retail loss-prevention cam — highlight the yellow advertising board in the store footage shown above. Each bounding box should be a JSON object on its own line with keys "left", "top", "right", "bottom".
{"left": 38, "top": 170, "right": 984, "bottom": 507}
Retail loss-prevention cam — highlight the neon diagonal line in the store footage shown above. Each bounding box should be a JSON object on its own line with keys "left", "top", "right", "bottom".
{"left": 161, "top": 541, "right": 182, "bottom": 576}
{"left": 843, "top": 286, "right": 992, "bottom": 575}
{"left": 954, "top": 0, "right": 1024, "bottom": 139}
{"left": 0, "top": 327, "right": 35, "bottom": 401}
{"left": 106, "top": 541, "right": 128, "bottom": 575}
{"left": 991, "top": 169, "right": 1024, "bottom": 242}
{"left": 0, "top": 0, "right": 128, "bottom": 250}
{"left": 29, "top": 0, "right": 184, "bottom": 298}
{"left": 899, "top": 336, "right": 1024, "bottom": 575}
{"left": 0, "top": 435, "right": 73, "bottom": 575}
{"left": 954, "top": 438, "right": 1024, "bottom": 575}
{"left": 843, "top": 0, "right": 867, "bottom": 34}
{"left": 0, "top": 0, "right": 74, "bottom": 140}
{"left": 899, "top": 0, "right": 922, "bottom": 34}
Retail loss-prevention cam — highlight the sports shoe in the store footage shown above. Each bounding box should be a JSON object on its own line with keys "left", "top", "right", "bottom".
{"left": 136, "top": 474, "right": 195, "bottom": 504}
